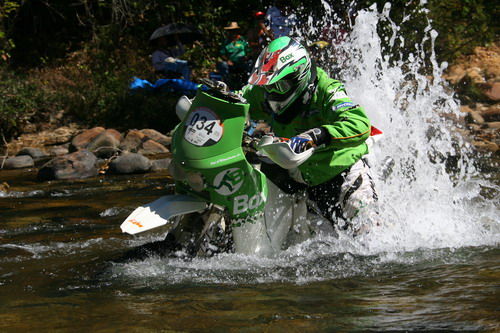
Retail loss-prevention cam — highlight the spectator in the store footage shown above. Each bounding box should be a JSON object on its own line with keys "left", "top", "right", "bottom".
{"left": 151, "top": 35, "right": 191, "bottom": 80}
{"left": 217, "top": 21, "right": 251, "bottom": 89}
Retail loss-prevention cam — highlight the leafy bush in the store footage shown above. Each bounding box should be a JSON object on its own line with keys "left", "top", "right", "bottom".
{"left": 0, "top": 68, "right": 44, "bottom": 138}
{"left": 0, "top": 0, "right": 497, "bottom": 142}
{"left": 428, "top": 0, "right": 498, "bottom": 62}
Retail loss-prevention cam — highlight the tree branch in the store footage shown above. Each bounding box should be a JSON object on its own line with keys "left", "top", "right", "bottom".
{"left": 0, "top": 131, "right": 9, "bottom": 169}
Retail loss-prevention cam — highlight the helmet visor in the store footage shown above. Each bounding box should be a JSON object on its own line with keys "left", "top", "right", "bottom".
{"left": 263, "top": 78, "right": 295, "bottom": 95}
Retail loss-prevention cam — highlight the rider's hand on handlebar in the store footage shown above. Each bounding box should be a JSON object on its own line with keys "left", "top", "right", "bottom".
{"left": 289, "top": 136, "right": 314, "bottom": 153}
{"left": 289, "top": 127, "right": 330, "bottom": 153}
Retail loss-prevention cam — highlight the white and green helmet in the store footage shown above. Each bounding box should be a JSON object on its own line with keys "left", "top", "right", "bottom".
{"left": 248, "top": 36, "right": 313, "bottom": 115}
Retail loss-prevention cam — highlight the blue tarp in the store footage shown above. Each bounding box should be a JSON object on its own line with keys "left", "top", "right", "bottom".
{"left": 129, "top": 77, "right": 207, "bottom": 96}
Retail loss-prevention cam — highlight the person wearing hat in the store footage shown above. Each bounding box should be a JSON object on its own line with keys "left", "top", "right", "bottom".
{"left": 217, "top": 21, "right": 251, "bottom": 89}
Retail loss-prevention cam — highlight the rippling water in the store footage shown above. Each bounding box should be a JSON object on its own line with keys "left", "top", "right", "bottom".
{"left": 0, "top": 169, "right": 498, "bottom": 331}
{"left": 1, "top": 3, "right": 500, "bottom": 331}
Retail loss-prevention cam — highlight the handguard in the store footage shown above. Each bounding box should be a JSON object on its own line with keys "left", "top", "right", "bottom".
{"left": 257, "top": 135, "right": 315, "bottom": 169}
{"left": 175, "top": 95, "right": 192, "bottom": 121}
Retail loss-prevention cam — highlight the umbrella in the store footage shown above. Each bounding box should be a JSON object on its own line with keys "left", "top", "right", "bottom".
{"left": 149, "top": 23, "right": 203, "bottom": 44}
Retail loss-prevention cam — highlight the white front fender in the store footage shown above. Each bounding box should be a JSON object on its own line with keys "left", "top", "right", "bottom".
{"left": 121, "top": 194, "right": 207, "bottom": 235}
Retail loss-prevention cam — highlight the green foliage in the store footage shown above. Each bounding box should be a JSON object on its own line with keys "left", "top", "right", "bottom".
{"left": 428, "top": 0, "right": 498, "bottom": 62}
{"left": 0, "top": 0, "right": 21, "bottom": 63}
{"left": 0, "top": 68, "right": 44, "bottom": 137}
{"left": 0, "top": 0, "right": 497, "bottom": 141}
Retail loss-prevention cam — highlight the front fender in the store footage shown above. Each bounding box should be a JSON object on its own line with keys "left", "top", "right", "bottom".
{"left": 121, "top": 194, "right": 208, "bottom": 235}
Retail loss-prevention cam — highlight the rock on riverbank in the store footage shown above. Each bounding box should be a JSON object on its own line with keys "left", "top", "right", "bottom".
{"left": 1, "top": 127, "right": 172, "bottom": 180}
{"left": 444, "top": 43, "right": 500, "bottom": 154}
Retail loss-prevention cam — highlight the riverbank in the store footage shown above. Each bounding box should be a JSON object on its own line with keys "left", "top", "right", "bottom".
{"left": 443, "top": 43, "right": 500, "bottom": 155}
{"left": 1, "top": 42, "right": 499, "bottom": 182}
{"left": 1, "top": 127, "right": 172, "bottom": 186}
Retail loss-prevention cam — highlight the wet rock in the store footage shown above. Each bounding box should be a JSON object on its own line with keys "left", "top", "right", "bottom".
{"left": 95, "top": 158, "right": 107, "bottom": 169}
{"left": 141, "top": 129, "right": 171, "bottom": 148}
{"left": 108, "top": 153, "right": 151, "bottom": 174}
{"left": 151, "top": 158, "right": 172, "bottom": 171}
{"left": 52, "top": 126, "right": 77, "bottom": 142}
{"left": 484, "top": 82, "right": 500, "bottom": 101}
{"left": 460, "top": 105, "right": 473, "bottom": 114}
{"left": 472, "top": 140, "right": 499, "bottom": 153}
{"left": 86, "top": 129, "right": 122, "bottom": 158}
{"left": 71, "top": 127, "right": 105, "bottom": 151}
{"left": 138, "top": 139, "right": 169, "bottom": 155}
{"left": 38, "top": 149, "right": 98, "bottom": 180}
{"left": 119, "top": 130, "right": 146, "bottom": 152}
{"left": 16, "top": 147, "right": 48, "bottom": 160}
{"left": 47, "top": 145, "right": 70, "bottom": 156}
{"left": 466, "top": 123, "right": 482, "bottom": 133}
{"left": 480, "top": 105, "right": 500, "bottom": 121}
{"left": 5, "top": 126, "right": 79, "bottom": 156}
{"left": 466, "top": 111, "right": 485, "bottom": 124}
{"left": 485, "top": 121, "right": 500, "bottom": 129}
{"left": 2, "top": 155, "right": 34, "bottom": 169}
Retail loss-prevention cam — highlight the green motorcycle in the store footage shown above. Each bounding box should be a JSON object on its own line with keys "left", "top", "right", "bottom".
{"left": 120, "top": 81, "right": 338, "bottom": 257}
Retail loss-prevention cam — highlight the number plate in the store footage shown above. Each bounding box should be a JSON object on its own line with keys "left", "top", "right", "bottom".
{"left": 184, "top": 107, "right": 224, "bottom": 147}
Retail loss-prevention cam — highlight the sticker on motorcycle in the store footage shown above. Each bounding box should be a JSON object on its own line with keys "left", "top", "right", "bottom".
{"left": 184, "top": 107, "right": 223, "bottom": 146}
{"left": 213, "top": 168, "right": 244, "bottom": 195}
{"left": 233, "top": 193, "right": 264, "bottom": 215}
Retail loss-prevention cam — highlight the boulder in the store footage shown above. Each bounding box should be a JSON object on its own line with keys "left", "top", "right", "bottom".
{"left": 71, "top": 127, "right": 105, "bottom": 151}
{"left": 466, "top": 123, "right": 482, "bottom": 133}
{"left": 16, "top": 147, "right": 48, "bottom": 160}
{"left": 42, "top": 126, "right": 77, "bottom": 145}
{"left": 466, "top": 111, "right": 485, "bottom": 124}
{"left": 86, "top": 129, "right": 122, "bottom": 158}
{"left": 47, "top": 145, "right": 70, "bottom": 156}
{"left": 484, "top": 82, "right": 500, "bottom": 101}
{"left": 138, "top": 139, "right": 169, "bottom": 155}
{"left": 151, "top": 158, "right": 172, "bottom": 172}
{"left": 108, "top": 153, "right": 151, "bottom": 174}
{"left": 141, "top": 129, "right": 171, "bottom": 147}
{"left": 460, "top": 105, "right": 473, "bottom": 114}
{"left": 119, "top": 130, "right": 146, "bottom": 152}
{"left": 472, "top": 140, "right": 499, "bottom": 153}
{"left": 38, "top": 149, "right": 98, "bottom": 180}
{"left": 480, "top": 104, "right": 500, "bottom": 121}
{"left": 465, "top": 67, "right": 485, "bottom": 84}
{"left": 2, "top": 155, "right": 34, "bottom": 169}
{"left": 443, "top": 65, "right": 466, "bottom": 84}
{"left": 485, "top": 121, "right": 500, "bottom": 129}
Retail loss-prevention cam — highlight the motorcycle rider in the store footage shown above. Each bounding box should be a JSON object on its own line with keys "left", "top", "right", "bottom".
{"left": 242, "top": 36, "right": 378, "bottom": 233}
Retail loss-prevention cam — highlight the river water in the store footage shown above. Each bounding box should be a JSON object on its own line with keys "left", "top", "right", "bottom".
{"left": 1, "top": 3, "right": 500, "bottom": 332}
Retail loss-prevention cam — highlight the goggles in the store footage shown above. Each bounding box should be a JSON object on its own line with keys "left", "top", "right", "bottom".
{"left": 263, "top": 79, "right": 296, "bottom": 95}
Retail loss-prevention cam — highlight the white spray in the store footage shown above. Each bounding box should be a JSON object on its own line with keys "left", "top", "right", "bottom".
{"left": 302, "top": 2, "right": 499, "bottom": 253}
{"left": 115, "top": 2, "right": 499, "bottom": 284}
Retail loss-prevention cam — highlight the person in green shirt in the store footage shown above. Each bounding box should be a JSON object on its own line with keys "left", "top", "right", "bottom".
{"left": 243, "top": 36, "right": 379, "bottom": 234}
{"left": 217, "top": 22, "right": 251, "bottom": 89}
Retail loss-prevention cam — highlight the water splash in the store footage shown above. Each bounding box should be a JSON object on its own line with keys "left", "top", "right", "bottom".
{"left": 113, "top": 3, "right": 499, "bottom": 285}
{"left": 331, "top": 4, "right": 499, "bottom": 252}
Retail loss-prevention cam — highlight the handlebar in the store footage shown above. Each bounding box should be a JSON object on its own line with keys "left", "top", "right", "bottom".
{"left": 256, "top": 135, "right": 315, "bottom": 169}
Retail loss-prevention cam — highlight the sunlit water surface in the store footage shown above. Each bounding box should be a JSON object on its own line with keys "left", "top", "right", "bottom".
{"left": 1, "top": 4, "right": 499, "bottom": 331}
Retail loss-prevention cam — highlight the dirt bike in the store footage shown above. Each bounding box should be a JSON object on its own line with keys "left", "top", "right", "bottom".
{"left": 120, "top": 80, "right": 380, "bottom": 257}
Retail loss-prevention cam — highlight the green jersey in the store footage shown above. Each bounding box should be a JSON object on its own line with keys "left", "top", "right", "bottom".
{"left": 220, "top": 37, "right": 250, "bottom": 64}
{"left": 242, "top": 67, "right": 371, "bottom": 186}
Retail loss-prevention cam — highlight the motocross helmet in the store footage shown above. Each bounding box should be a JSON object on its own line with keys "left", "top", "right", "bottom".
{"left": 248, "top": 36, "right": 313, "bottom": 115}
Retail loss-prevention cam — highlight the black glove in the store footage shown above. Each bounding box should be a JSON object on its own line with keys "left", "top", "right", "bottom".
{"left": 289, "top": 127, "right": 330, "bottom": 153}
